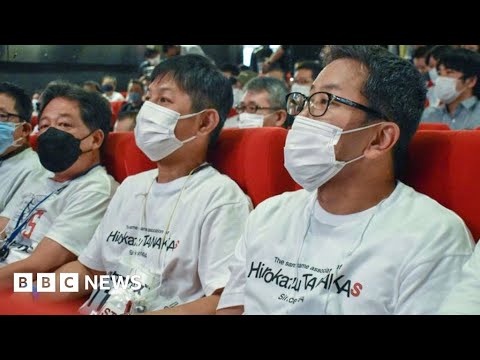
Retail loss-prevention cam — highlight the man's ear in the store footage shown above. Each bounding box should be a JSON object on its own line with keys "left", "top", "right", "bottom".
{"left": 465, "top": 75, "right": 477, "bottom": 90}
{"left": 197, "top": 109, "right": 220, "bottom": 138}
{"left": 20, "top": 122, "right": 32, "bottom": 137}
{"left": 90, "top": 129, "right": 105, "bottom": 151}
{"left": 364, "top": 122, "right": 400, "bottom": 159}
{"left": 274, "top": 110, "right": 287, "bottom": 127}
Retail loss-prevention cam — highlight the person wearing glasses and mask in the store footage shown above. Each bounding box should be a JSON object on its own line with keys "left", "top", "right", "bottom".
{"left": 0, "top": 82, "right": 118, "bottom": 291}
{"left": 421, "top": 48, "right": 480, "bottom": 130}
{"left": 47, "top": 55, "right": 250, "bottom": 315}
{"left": 0, "top": 83, "right": 45, "bottom": 214}
{"left": 234, "top": 77, "right": 289, "bottom": 128}
{"left": 217, "top": 45, "right": 474, "bottom": 315}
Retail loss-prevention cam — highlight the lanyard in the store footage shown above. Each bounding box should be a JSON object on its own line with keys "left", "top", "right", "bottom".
{"left": 0, "top": 184, "right": 68, "bottom": 261}
{"left": 0, "top": 163, "right": 102, "bottom": 261}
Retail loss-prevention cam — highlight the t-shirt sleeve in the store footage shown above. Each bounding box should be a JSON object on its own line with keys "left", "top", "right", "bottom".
{"left": 395, "top": 254, "right": 471, "bottom": 314}
{"left": 439, "top": 242, "right": 480, "bottom": 315}
{"left": 198, "top": 200, "right": 250, "bottom": 297}
{"left": 46, "top": 190, "right": 113, "bottom": 257}
{"left": 395, "top": 218, "right": 474, "bottom": 315}
{"left": 216, "top": 231, "right": 247, "bottom": 310}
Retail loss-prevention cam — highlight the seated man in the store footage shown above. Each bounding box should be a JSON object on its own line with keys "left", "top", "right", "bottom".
{"left": 290, "top": 61, "right": 323, "bottom": 97}
{"left": 0, "top": 82, "right": 118, "bottom": 289}
{"left": 0, "top": 82, "right": 44, "bottom": 213}
{"left": 235, "top": 77, "right": 289, "bottom": 128}
{"left": 49, "top": 54, "right": 251, "bottom": 315}
{"left": 101, "top": 75, "right": 125, "bottom": 103}
{"left": 113, "top": 111, "right": 137, "bottom": 132}
{"left": 217, "top": 45, "right": 474, "bottom": 315}
{"left": 120, "top": 80, "right": 144, "bottom": 114}
{"left": 421, "top": 48, "right": 480, "bottom": 129}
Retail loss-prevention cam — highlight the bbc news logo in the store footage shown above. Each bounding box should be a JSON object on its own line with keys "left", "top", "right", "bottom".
{"left": 13, "top": 273, "right": 142, "bottom": 292}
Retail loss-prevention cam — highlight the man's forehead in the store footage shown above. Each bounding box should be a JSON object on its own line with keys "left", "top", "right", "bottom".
{"left": 314, "top": 59, "right": 366, "bottom": 90}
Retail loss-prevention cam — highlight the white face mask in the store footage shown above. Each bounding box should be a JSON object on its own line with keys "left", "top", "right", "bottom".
{"left": 238, "top": 113, "right": 264, "bottom": 128}
{"left": 291, "top": 83, "right": 311, "bottom": 97}
{"left": 149, "top": 55, "right": 161, "bottom": 66}
{"left": 429, "top": 67, "right": 438, "bottom": 83}
{"left": 135, "top": 101, "right": 202, "bottom": 161}
{"left": 434, "top": 76, "right": 465, "bottom": 104}
{"left": 284, "top": 116, "right": 383, "bottom": 192}
{"left": 232, "top": 88, "right": 244, "bottom": 107}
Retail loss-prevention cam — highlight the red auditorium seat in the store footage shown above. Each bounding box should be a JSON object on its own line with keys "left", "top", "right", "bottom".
{"left": 0, "top": 291, "right": 84, "bottom": 315}
{"left": 29, "top": 133, "right": 38, "bottom": 151}
{"left": 208, "top": 128, "right": 297, "bottom": 207}
{"left": 110, "top": 101, "right": 126, "bottom": 127}
{"left": 417, "top": 123, "right": 450, "bottom": 131}
{"left": 31, "top": 115, "right": 38, "bottom": 128}
{"left": 404, "top": 130, "right": 480, "bottom": 240}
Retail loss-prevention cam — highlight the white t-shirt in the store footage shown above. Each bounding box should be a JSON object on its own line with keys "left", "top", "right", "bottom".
{"left": 103, "top": 92, "right": 125, "bottom": 102}
{"left": 439, "top": 241, "right": 480, "bottom": 314}
{"left": 0, "top": 165, "right": 118, "bottom": 265}
{"left": 218, "top": 182, "right": 474, "bottom": 315}
{"left": 78, "top": 165, "right": 251, "bottom": 313}
{"left": 0, "top": 148, "right": 45, "bottom": 213}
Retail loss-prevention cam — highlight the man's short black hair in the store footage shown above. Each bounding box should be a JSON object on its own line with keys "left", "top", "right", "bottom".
{"left": 0, "top": 82, "right": 33, "bottom": 122}
{"left": 150, "top": 54, "right": 233, "bottom": 148}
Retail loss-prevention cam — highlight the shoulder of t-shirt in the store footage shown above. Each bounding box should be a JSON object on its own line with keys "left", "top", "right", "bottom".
{"left": 70, "top": 165, "right": 119, "bottom": 196}
{"left": 9, "top": 148, "right": 41, "bottom": 167}
{"left": 116, "top": 168, "right": 157, "bottom": 193}
{"left": 250, "top": 189, "right": 310, "bottom": 220}
{"left": 192, "top": 168, "right": 249, "bottom": 211}
{"left": 388, "top": 182, "right": 474, "bottom": 252}
{"left": 395, "top": 182, "right": 467, "bottom": 227}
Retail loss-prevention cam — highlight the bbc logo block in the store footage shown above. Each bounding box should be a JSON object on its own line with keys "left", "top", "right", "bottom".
{"left": 13, "top": 273, "right": 79, "bottom": 292}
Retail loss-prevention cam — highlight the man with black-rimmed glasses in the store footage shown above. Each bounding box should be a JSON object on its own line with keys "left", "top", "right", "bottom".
{"left": 217, "top": 45, "right": 474, "bottom": 315}
{"left": 0, "top": 82, "right": 44, "bottom": 213}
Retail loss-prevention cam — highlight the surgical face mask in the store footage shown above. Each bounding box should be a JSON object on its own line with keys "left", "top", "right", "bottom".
{"left": 434, "top": 76, "right": 465, "bottom": 104}
{"left": 149, "top": 55, "right": 161, "bottom": 66}
{"left": 428, "top": 67, "right": 438, "bottom": 83}
{"left": 0, "top": 122, "right": 23, "bottom": 155}
{"left": 284, "top": 116, "right": 384, "bottom": 192}
{"left": 135, "top": 101, "right": 203, "bottom": 161}
{"left": 32, "top": 99, "right": 40, "bottom": 113}
{"left": 238, "top": 113, "right": 264, "bottom": 128}
{"left": 102, "top": 84, "right": 114, "bottom": 93}
{"left": 37, "top": 127, "right": 93, "bottom": 173}
{"left": 128, "top": 92, "right": 142, "bottom": 104}
{"left": 232, "top": 88, "right": 244, "bottom": 107}
{"left": 291, "top": 83, "right": 311, "bottom": 97}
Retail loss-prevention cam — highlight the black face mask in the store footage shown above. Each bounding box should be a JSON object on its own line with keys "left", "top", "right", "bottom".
{"left": 37, "top": 127, "right": 94, "bottom": 173}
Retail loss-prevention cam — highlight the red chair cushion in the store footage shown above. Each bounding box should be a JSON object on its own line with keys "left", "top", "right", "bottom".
{"left": 404, "top": 130, "right": 480, "bottom": 240}
{"left": 208, "top": 128, "right": 297, "bottom": 207}
{"left": 417, "top": 123, "right": 450, "bottom": 131}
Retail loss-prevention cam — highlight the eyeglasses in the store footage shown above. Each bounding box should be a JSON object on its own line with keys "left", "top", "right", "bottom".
{"left": 235, "top": 103, "right": 280, "bottom": 114}
{"left": 0, "top": 111, "right": 22, "bottom": 123}
{"left": 285, "top": 91, "right": 385, "bottom": 119}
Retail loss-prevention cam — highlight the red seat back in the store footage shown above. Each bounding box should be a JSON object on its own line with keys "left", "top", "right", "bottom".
{"left": 110, "top": 101, "right": 126, "bottom": 126}
{"left": 404, "top": 130, "right": 480, "bottom": 240}
{"left": 417, "top": 123, "right": 450, "bottom": 131}
{"left": 104, "top": 132, "right": 156, "bottom": 183}
{"left": 29, "top": 133, "right": 38, "bottom": 151}
{"left": 208, "top": 128, "right": 297, "bottom": 207}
